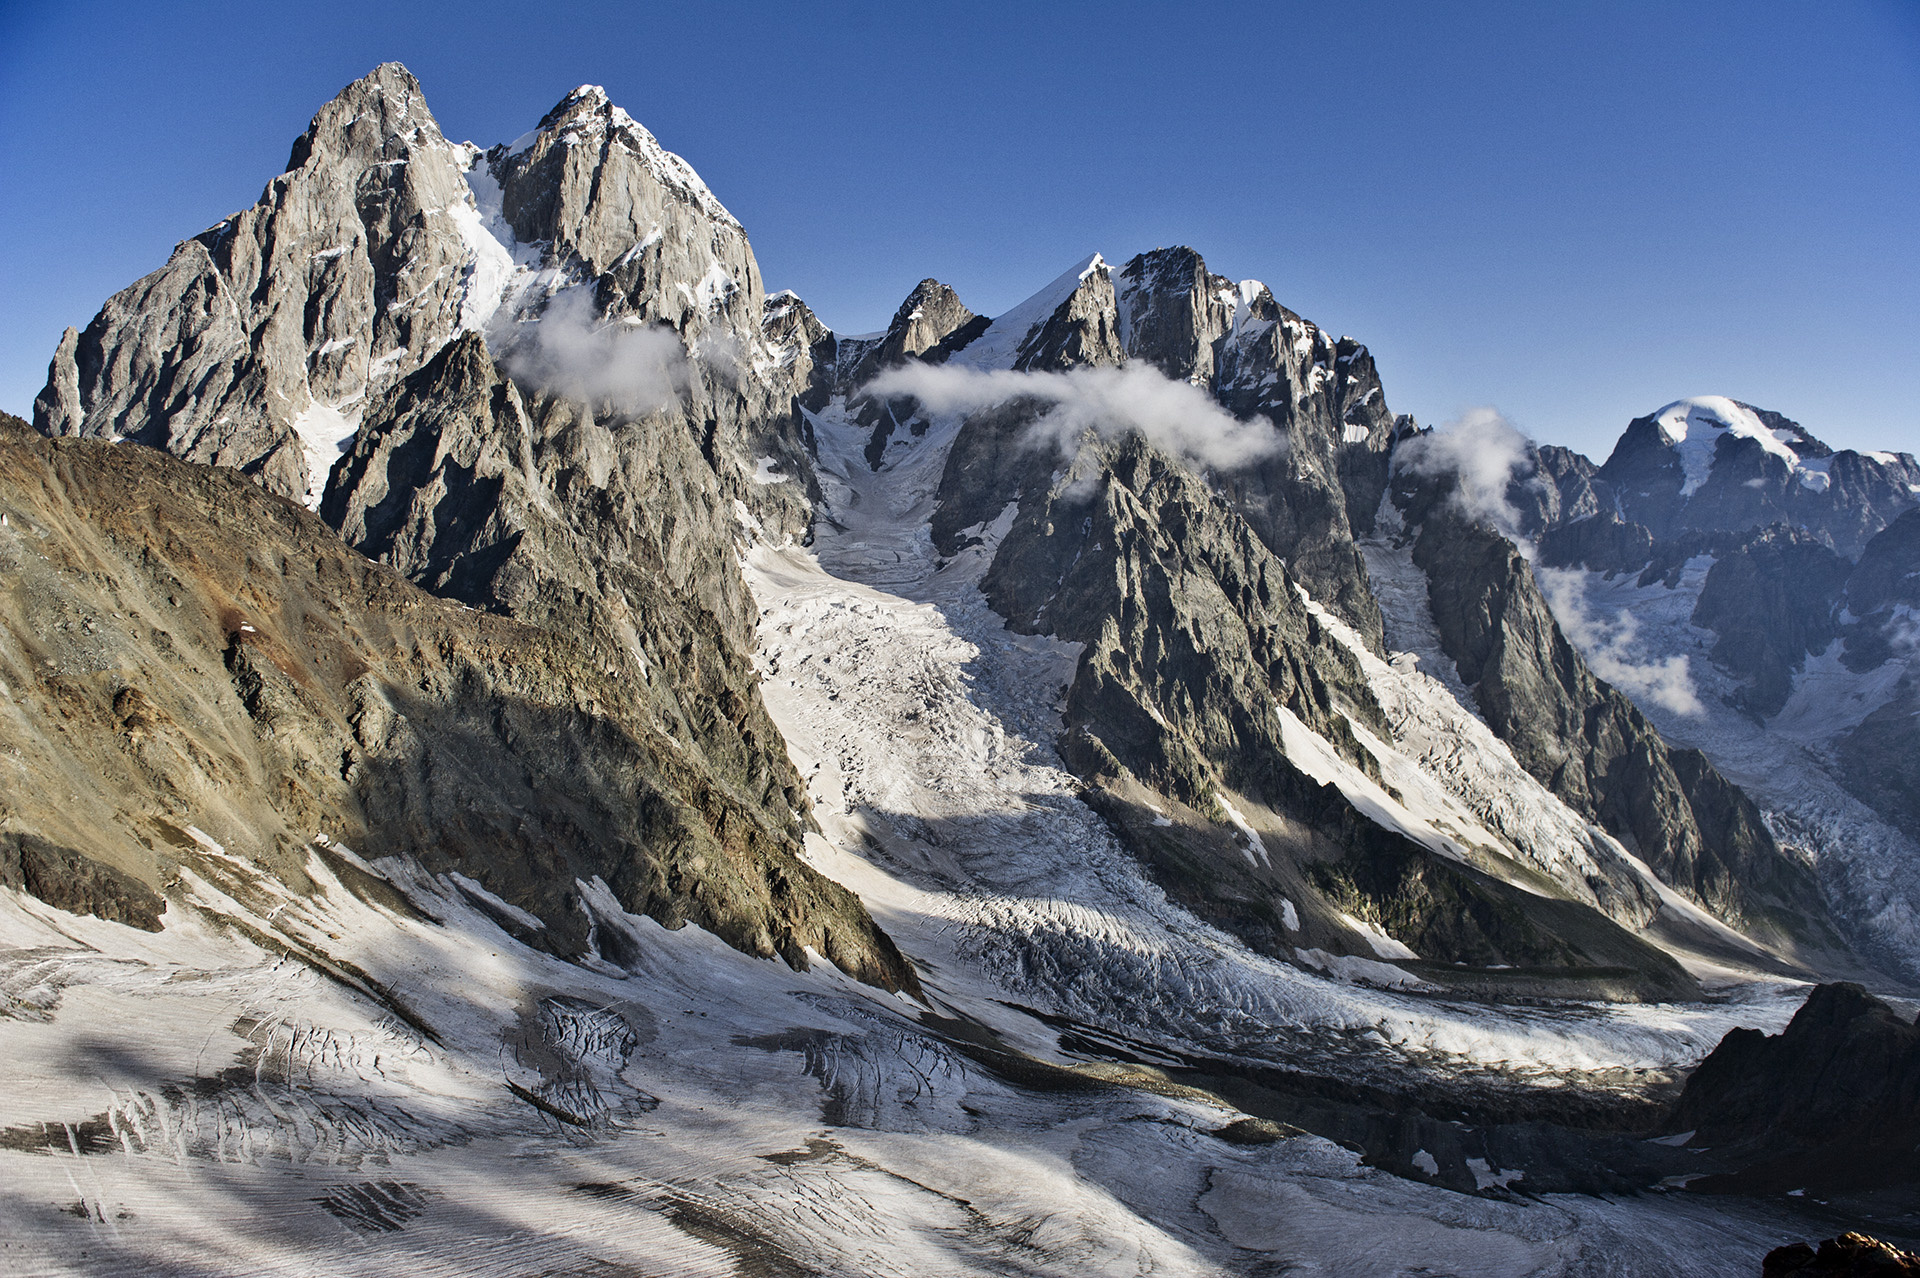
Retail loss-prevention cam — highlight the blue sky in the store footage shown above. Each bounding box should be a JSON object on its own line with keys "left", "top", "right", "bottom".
{"left": 1, "top": 0, "right": 1914, "bottom": 460}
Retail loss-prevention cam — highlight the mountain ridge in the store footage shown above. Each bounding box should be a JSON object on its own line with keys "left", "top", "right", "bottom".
{"left": 6, "top": 61, "right": 1918, "bottom": 1274}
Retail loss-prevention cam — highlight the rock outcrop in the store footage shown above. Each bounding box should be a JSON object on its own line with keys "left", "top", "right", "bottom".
{"left": 1668, "top": 982, "right": 1920, "bottom": 1196}
{"left": 1763, "top": 1234, "right": 1920, "bottom": 1277}
{"left": 0, "top": 414, "right": 914, "bottom": 990}
{"left": 481, "top": 84, "right": 764, "bottom": 341}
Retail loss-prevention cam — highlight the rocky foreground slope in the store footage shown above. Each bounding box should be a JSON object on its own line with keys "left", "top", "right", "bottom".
{"left": 4, "top": 62, "right": 1918, "bottom": 1274}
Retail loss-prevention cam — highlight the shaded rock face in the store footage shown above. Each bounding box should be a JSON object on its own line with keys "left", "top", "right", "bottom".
{"left": 0, "top": 418, "right": 914, "bottom": 991}
{"left": 0, "top": 830, "right": 163, "bottom": 932}
{"left": 1012, "top": 261, "right": 1125, "bottom": 372}
{"left": 34, "top": 64, "right": 482, "bottom": 506}
{"left": 1113, "top": 247, "right": 1237, "bottom": 385}
{"left": 975, "top": 246, "right": 1408, "bottom": 647}
{"left": 1594, "top": 403, "right": 1919, "bottom": 559}
{"left": 1842, "top": 508, "right": 1920, "bottom": 670}
{"left": 809, "top": 277, "right": 989, "bottom": 467}
{"left": 933, "top": 415, "right": 1696, "bottom": 998}
{"left": 1407, "top": 504, "right": 1833, "bottom": 950}
{"left": 1833, "top": 679, "right": 1920, "bottom": 846}
{"left": 1691, "top": 526, "right": 1851, "bottom": 718}
{"left": 1669, "top": 983, "right": 1920, "bottom": 1196}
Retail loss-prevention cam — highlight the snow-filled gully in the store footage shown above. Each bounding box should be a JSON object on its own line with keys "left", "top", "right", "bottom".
{"left": 0, "top": 400, "right": 1855, "bottom": 1276}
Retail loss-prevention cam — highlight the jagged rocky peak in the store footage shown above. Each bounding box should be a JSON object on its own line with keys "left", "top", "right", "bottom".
{"left": 1595, "top": 395, "right": 1920, "bottom": 555}
{"left": 998, "top": 253, "right": 1123, "bottom": 372}
{"left": 877, "top": 278, "right": 979, "bottom": 363}
{"left": 1113, "top": 246, "right": 1239, "bottom": 383}
{"left": 483, "top": 82, "right": 764, "bottom": 338}
{"left": 34, "top": 61, "right": 484, "bottom": 507}
{"left": 925, "top": 252, "right": 1122, "bottom": 373}
{"left": 831, "top": 278, "right": 986, "bottom": 392}
{"left": 761, "top": 289, "right": 831, "bottom": 376}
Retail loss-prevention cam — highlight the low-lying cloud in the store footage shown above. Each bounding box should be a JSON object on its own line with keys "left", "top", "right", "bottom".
{"left": 1392, "top": 407, "right": 1536, "bottom": 543}
{"left": 504, "top": 287, "right": 688, "bottom": 414}
{"left": 1537, "top": 566, "right": 1705, "bottom": 716}
{"left": 866, "top": 362, "right": 1284, "bottom": 471}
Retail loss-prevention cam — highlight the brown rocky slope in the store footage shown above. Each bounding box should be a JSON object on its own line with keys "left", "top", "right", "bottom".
{"left": 0, "top": 412, "right": 914, "bottom": 991}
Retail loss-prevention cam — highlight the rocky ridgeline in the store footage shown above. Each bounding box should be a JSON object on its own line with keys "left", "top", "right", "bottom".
{"left": 19, "top": 62, "right": 1893, "bottom": 998}
{"left": 770, "top": 232, "right": 1848, "bottom": 988}
{"left": 0, "top": 414, "right": 913, "bottom": 989}
{"left": 941, "top": 420, "right": 1694, "bottom": 995}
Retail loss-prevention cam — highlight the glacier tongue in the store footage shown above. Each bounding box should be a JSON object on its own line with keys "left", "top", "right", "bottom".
{"left": 747, "top": 396, "right": 1809, "bottom": 1078}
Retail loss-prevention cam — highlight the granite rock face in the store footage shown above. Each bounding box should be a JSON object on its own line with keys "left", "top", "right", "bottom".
{"left": 1690, "top": 526, "right": 1852, "bottom": 718}
{"left": 34, "top": 64, "right": 484, "bottom": 506}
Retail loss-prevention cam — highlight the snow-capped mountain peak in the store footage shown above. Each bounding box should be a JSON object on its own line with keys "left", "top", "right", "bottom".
{"left": 949, "top": 251, "right": 1111, "bottom": 369}
{"left": 1652, "top": 395, "right": 1819, "bottom": 496}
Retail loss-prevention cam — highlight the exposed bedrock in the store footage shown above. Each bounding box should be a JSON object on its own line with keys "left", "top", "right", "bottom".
{"left": 1407, "top": 503, "right": 1835, "bottom": 952}
{"left": 0, "top": 415, "right": 915, "bottom": 992}
{"left": 1669, "top": 982, "right": 1920, "bottom": 1197}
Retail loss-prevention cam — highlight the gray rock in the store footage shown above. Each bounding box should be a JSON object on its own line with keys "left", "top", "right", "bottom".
{"left": 1010, "top": 260, "right": 1124, "bottom": 371}
{"left": 35, "top": 63, "right": 484, "bottom": 506}
{"left": 1409, "top": 507, "right": 1835, "bottom": 951}
{"left": 483, "top": 84, "right": 765, "bottom": 342}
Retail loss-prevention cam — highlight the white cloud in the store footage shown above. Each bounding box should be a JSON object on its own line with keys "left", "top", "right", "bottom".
{"left": 1537, "top": 566, "right": 1705, "bottom": 716}
{"left": 503, "top": 287, "right": 688, "bottom": 414}
{"left": 866, "top": 361, "right": 1284, "bottom": 472}
{"left": 1393, "top": 407, "right": 1537, "bottom": 545}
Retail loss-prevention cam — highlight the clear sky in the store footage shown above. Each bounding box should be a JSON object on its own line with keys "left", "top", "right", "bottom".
{"left": 2, "top": 0, "right": 1914, "bottom": 461}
